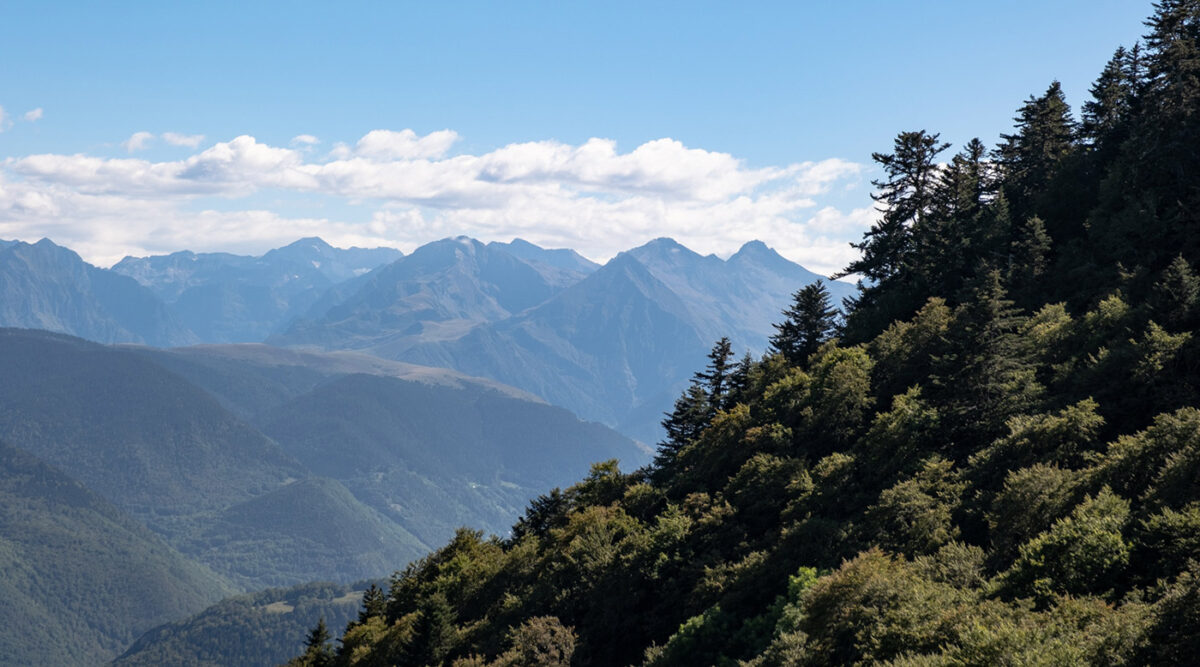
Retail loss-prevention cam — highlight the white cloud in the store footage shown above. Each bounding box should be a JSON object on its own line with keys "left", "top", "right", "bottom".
{"left": 23, "top": 108, "right": 43, "bottom": 122}
{"left": 354, "top": 129, "right": 458, "bottom": 160}
{"left": 122, "top": 131, "right": 155, "bottom": 152}
{"left": 0, "top": 128, "right": 873, "bottom": 275}
{"left": 0, "top": 106, "right": 8, "bottom": 132}
{"left": 291, "top": 134, "right": 320, "bottom": 146}
{"left": 162, "top": 132, "right": 205, "bottom": 148}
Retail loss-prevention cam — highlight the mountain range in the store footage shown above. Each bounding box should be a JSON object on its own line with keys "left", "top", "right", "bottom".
{"left": 0, "top": 328, "right": 641, "bottom": 665}
{"left": 0, "top": 234, "right": 848, "bottom": 443}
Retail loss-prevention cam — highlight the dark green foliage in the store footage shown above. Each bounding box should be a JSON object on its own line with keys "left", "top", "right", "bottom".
{"left": 695, "top": 336, "right": 736, "bottom": 410}
{"left": 406, "top": 593, "right": 457, "bottom": 666}
{"left": 0, "top": 441, "right": 232, "bottom": 666}
{"left": 294, "top": 5, "right": 1200, "bottom": 664}
{"left": 358, "top": 584, "right": 387, "bottom": 624}
{"left": 996, "top": 81, "right": 1077, "bottom": 221}
{"left": 304, "top": 618, "right": 334, "bottom": 667}
{"left": 115, "top": 581, "right": 372, "bottom": 667}
{"left": 1149, "top": 255, "right": 1200, "bottom": 329}
{"left": 842, "top": 130, "right": 949, "bottom": 284}
{"left": 770, "top": 282, "right": 840, "bottom": 367}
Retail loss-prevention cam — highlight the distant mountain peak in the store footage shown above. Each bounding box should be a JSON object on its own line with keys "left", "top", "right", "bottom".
{"left": 734, "top": 239, "right": 770, "bottom": 254}
{"left": 728, "top": 239, "right": 815, "bottom": 273}
{"left": 285, "top": 236, "right": 334, "bottom": 250}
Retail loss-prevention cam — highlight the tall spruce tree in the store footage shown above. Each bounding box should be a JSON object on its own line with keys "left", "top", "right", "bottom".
{"left": 840, "top": 130, "right": 950, "bottom": 284}
{"left": 1082, "top": 46, "right": 1137, "bottom": 147}
{"left": 405, "top": 593, "right": 455, "bottom": 666}
{"left": 358, "top": 584, "right": 386, "bottom": 624}
{"left": 839, "top": 130, "right": 950, "bottom": 340}
{"left": 303, "top": 618, "right": 333, "bottom": 667}
{"left": 1150, "top": 255, "right": 1200, "bottom": 330}
{"left": 996, "top": 81, "right": 1077, "bottom": 222}
{"left": 694, "top": 337, "right": 735, "bottom": 410}
{"left": 770, "top": 282, "right": 840, "bottom": 367}
{"left": 931, "top": 271, "right": 1042, "bottom": 443}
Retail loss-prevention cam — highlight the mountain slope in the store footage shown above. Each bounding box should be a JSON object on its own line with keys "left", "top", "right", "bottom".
{"left": 277, "top": 236, "right": 581, "bottom": 353}
{"left": 0, "top": 328, "right": 302, "bottom": 523}
{"left": 0, "top": 441, "right": 232, "bottom": 666}
{"left": 0, "top": 329, "right": 423, "bottom": 589}
{"left": 258, "top": 372, "right": 644, "bottom": 544}
{"left": 187, "top": 477, "right": 426, "bottom": 587}
{"left": 0, "top": 239, "right": 195, "bottom": 346}
{"left": 112, "top": 237, "right": 402, "bottom": 342}
{"left": 486, "top": 238, "right": 600, "bottom": 275}
{"left": 273, "top": 236, "right": 848, "bottom": 443}
{"left": 114, "top": 581, "right": 374, "bottom": 667}
{"left": 400, "top": 239, "right": 853, "bottom": 442}
{"left": 128, "top": 343, "right": 647, "bottom": 546}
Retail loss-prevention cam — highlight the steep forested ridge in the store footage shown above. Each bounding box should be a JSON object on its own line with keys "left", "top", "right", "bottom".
{"left": 289, "top": 4, "right": 1200, "bottom": 665}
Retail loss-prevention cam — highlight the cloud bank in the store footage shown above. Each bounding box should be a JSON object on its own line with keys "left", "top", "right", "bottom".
{"left": 0, "top": 129, "right": 873, "bottom": 275}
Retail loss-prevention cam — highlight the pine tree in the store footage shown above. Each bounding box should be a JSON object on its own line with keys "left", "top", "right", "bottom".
{"left": 358, "top": 584, "right": 386, "bottom": 624}
{"left": 996, "top": 81, "right": 1077, "bottom": 221}
{"left": 694, "top": 337, "right": 735, "bottom": 409}
{"left": 839, "top": 130, "right": 950, "bottom": 284}
{"left": 405, "top": 593, "right": 455, "bottom": 666}
{"left": 1150, "top": 255, "right": 1200, "bottom": 330}
{"left": 303, "top": 617, "right": 333, "bottom": 667}
{"left": 770, "top": 282, "right": 839, "bottom": 367}
{"left": 1082, "top": 46, "right": 1137, "bottom": 147}
{"left": 1008, "top": 216, "right": 1052, "bottom": 305}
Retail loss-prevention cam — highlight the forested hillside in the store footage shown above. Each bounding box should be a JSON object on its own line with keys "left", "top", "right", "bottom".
{"left": 289, "top": 3, "right": 1200, "bottom": 664}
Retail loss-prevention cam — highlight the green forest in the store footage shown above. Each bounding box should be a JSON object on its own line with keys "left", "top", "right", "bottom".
{"left": 290, "top": 2, "right": 1200, "bottom": 664}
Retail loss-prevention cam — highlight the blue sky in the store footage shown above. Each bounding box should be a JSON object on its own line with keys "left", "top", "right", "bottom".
{"left": 0, "top": 1, "right": 1155, "bottom": 273}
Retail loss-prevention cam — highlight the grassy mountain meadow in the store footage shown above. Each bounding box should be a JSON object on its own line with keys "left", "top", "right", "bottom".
{"left": 278, "top": 3, "right": 1200, "bottom": 665}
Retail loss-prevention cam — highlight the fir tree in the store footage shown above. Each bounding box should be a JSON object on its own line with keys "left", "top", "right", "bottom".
{"left": 840, "top": 130, "right": 950, "bottom": 284}
{"left": 653, "top": 383, "right": 712, "bottom": 479}
{"left": 358, "top": 584, "right": 386, "bottom": 624}
{"left": 770, "top": 282, "right": 840, "bottom": 367}
{"left": 303, "top": 617, "right": 333, "bottom": 667}
{"left": 694, "top": 337, "right": 735, "bottom": 409}
{"left": 1150, "top": 255, "right": 1200, "bottom": 330}
{"left": 996, "top": 81, "right": 1077, "bottom": 221}
{"left": 1082, "top": 46, "right": 1137, "bottom": 147}
{"left": 405, "top": 593, "right": 455, "bottom": 666}
{"left": 1008, "top": 216, "right": 1052, "bottom": 305}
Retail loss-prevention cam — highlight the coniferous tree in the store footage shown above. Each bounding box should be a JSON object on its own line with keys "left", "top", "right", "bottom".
{"left": 913, "top": 138, "right": 999, "bottom": 298}
{"left": 840, "top": 130, "right": 950, "bottom": 285}
{"left": 1009, "top": 216, "right": 1053, "bottom": 305}
{"left": 840, "top": 130, "right": 949, "bottom": 339}
{"left": 405, "top": 593, "right": 455, "bottom": 666}
{"left": 303, "top": 618, "right": 333, "bottom": 667}
{"left": 1150, "top": 255, "right": 1200, "bottom": 330}
{"left": 931, "top": 271, "right": 1041, "bottom": 443}
{"left": 694, "top": 337, "right": 735, "bottom": 409}
{"left": 1082, "top": 46, "right": 1138, "bottom": 147}
{"left": 770, "top": 282, "right": 839, "bottom": 367}
{"left": 996, "top": 81, "right": 1077, "bottom": 222}
{"left": 358, "top": 584, "right": 386, "bottom": 624}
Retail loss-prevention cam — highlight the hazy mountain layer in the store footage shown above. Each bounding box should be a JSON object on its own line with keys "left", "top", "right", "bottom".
{"left": 0, "top": 239, "right": 196, "bottom": 347}
{"left": 112, "top": 237, "right": 402, "bottom": 342}
{"left": 0, "top": 441, "right": 233, "bottom": 666}
{"left": 275, "top": 236, "right": 851, "bottom": 443}
{"left": 113, "top": 581, "right": 375, "bottom": 667}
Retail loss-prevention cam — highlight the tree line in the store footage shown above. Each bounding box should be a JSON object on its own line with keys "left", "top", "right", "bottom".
{"left": 290, "top": 2, "right": 1200, "bottom": 664}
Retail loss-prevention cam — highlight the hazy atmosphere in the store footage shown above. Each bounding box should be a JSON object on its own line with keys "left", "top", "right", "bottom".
{"left": 1, "top": 2, "right": 1150, "bottom": 273}
{"left": 6, "top": 2, "right": 1200, "bottom": 666}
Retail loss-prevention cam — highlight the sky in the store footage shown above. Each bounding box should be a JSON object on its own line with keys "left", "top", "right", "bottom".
{"left": 0, "top": 1, "right": 1155, "bottom": 275}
